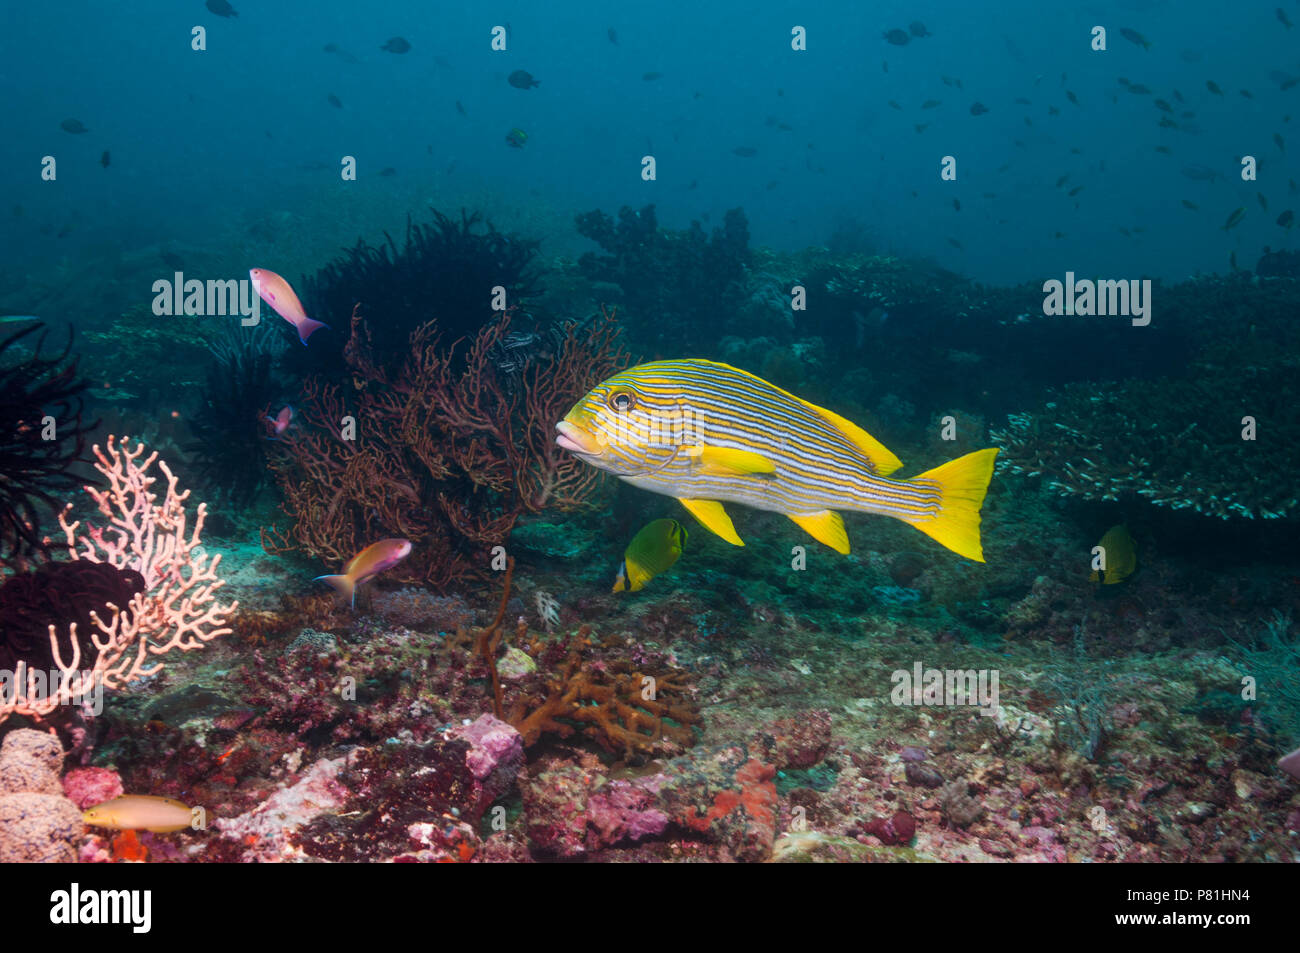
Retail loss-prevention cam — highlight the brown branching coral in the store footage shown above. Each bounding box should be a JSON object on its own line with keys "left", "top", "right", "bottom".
{"left": 263, "top": 306, "right": 628, "bottom": 588}
{"left": 504, "top": 638, "right": 700, "bottom": 761}
{"left": 465, "top": 562, "right": 700, "bottom": 761}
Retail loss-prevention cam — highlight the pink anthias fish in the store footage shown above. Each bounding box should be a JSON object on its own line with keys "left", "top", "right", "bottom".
{"left": 265, "top": 405, "right": 294, "bottom": 439}
{"left": 314, "top": 538, "right": 413, "bottom": 607}
{"left": 249, "top": 268, "right": 329, "bottom": 345}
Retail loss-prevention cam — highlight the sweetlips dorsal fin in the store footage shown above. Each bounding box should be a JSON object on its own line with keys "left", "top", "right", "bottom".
{"left": 794, "top": 399, "right": 904, "bottom": 476}
{"left": 686, "top": 359, "right": 903, "bottom": 476}
{"left": 677, "top": 498, "right": 744, "bottom": 545}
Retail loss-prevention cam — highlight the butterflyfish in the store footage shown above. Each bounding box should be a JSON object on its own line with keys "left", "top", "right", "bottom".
{"left": 614, "top": 518, "right": 688, "bottom": 592}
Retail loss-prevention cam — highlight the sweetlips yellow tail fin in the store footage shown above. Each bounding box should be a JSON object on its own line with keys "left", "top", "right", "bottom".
{"left": 900, "top": 448, "right": 998, "bottom": 562}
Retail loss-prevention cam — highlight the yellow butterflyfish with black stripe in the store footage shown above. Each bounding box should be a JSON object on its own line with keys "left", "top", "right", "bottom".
{"left": 614, "top": 518, "right": 688, "bottom": 592}
{"left": 555, "top": 360, "right": 998, "bottom": 561}
{"left": 1090, "top": 524, "right": 1137, "bottom": 584}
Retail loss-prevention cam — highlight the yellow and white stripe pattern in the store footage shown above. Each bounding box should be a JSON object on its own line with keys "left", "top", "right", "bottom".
{"left": 556, "top": 359, "right": 998, "bottom": 561}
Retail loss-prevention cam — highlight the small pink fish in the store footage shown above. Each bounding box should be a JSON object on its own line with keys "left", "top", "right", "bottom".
{"left": 265, "top": 405, "right": 294, "bottom": 439}
{"left": 249, "top": 268, "right": 329, "bottom": 345}
{"left": 314, "top": 538, "right": 412, "bottom": 607}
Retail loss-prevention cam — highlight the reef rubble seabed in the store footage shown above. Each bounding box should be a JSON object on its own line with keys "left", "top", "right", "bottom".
{"left": 9, "top": 483, "right": 1297, "bottom": 865}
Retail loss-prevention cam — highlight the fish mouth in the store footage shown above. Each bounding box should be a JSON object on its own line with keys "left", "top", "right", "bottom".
{"left": 555, "top": 420, "right": 602, "bottom": 455}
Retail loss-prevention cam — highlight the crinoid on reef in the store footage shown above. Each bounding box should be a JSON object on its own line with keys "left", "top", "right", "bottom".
{"left": 291, "top": 207, "right": 545, "bottom": 381}
{"left": 0, "top": 322, "right": 96, "bottom": 562}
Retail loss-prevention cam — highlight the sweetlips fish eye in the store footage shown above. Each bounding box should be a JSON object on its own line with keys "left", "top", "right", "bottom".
{"left": 608, "top": 391, "right": 635, "bottom": 412}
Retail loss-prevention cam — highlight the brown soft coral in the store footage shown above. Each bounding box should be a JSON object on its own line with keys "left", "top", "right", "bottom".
{"left": 465, "top": 561, "right": 700, "bottom": 761}
{"left": 506, "top": 634, "right": 699, "bottom": 761}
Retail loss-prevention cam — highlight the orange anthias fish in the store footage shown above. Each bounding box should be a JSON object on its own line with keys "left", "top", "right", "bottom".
{"left": 315, "top": 538, "right": 413, "bottom": 606}
{"left": 249, "top": 268, "right": 329, "bottom": 345}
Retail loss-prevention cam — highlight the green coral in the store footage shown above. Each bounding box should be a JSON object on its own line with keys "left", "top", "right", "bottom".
{"left": 992, "top": 364, "right": 1299, "bottom": 520}
{"left": 81, "top": 305, "right": 217, "bottom": 400}
{"left": 1232, "top": 611, "right": 1300, "bottom": 750}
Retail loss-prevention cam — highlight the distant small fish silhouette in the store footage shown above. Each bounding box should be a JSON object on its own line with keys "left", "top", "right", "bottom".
{"left": 642, "top": 71, "right": 663, "bottom": 81}
{"left": 732, "top": 146, "right": 758, "bottom": 157}
{"left": 608, "top": 27, "right": 619, "bottom": 45}
{"left": 969, "top": 102, "right": 989, "bottom": 116}
{"left": 1119, "top": 27, "right": 1150, "bottom": 49}
{"left": 508, "top": 70, "right": 539, "bottom": 89}
{"left": 381, "top": 37, "right": 411, "bottom": 54}
{"left": 1221, "top": 206, "right": 1246, "bottom": 231}
{"left": 455, "top": 100, "right": 467, "bottom": 117}
{"left": 327, "top": 94, "right": 342, "bottom": 108}
{"left": 206, "top": 0, "right": 238, "bottom": 17}
{"left": 60, "top": 119, "right": 88, "bottom": 134}
{"left": 100, "top": 150, "right": 110, "bottom": 168}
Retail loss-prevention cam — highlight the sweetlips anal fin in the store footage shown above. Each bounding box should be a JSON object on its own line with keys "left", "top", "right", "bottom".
{"left": 677, "top": 498, "right": 744, "bottom": 545}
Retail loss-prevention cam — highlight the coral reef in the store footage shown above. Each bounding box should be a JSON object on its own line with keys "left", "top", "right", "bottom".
{"left": 0, "top": 437, "right": 235, "bottom": 725}
{"left": 991, "top": 364, "right": 1299, "bottom": 519}
{"left": 1256, "top": 247, "right": 1300, "bottom": 278}
{"left": 10, "top": 219, "right": 1297, "bottom": 868}
{"left": 199, "top": 715, "right": 522, "bottom": 863}
{"left": 575, "top": 203, "right": 750, "bottom": 354}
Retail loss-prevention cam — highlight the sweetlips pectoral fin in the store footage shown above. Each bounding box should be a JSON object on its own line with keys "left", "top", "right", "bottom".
{"left": 788, "top": 510, "right": 851, "bottom": 554}
{"left": 687, "top": 445, "right": 777, "bottom": 477}
{"left": 678, "top": 498, "right": 744, "bottom": 546}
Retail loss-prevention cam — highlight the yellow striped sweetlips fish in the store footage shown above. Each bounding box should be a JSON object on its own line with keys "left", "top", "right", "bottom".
{"left": 555, "top": 360, "right": 998, "bottom": 561}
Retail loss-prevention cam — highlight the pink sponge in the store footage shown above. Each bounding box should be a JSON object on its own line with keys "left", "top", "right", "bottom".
{"left": 63, "top": 767, "right": 124, "bottom": 810}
